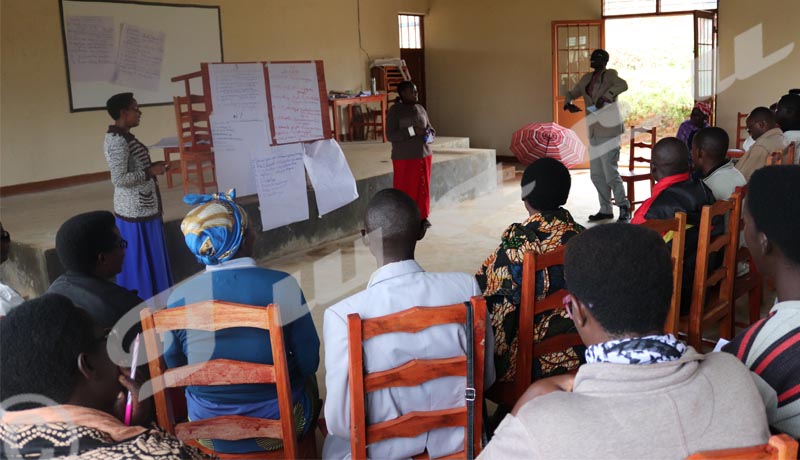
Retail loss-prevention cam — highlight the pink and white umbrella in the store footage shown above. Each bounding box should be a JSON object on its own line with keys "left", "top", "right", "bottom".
{"left": 510, "top": 122, "right": 586, "bottom": 167}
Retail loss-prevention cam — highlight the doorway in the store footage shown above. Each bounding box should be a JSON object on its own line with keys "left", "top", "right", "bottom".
{"left": 398, "top": 14, "right": 426, "bottom": 106}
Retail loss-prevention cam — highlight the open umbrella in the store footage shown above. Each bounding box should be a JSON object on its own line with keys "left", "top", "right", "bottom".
{"left": 510, "top": 122, "right": 586, "bottom": 167}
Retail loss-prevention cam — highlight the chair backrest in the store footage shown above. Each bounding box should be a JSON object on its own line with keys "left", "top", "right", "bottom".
{"left": 688, "top": 195, "right": 741, "bottom": 349}
{"left": 628, "top": 126, "right": 657, "bottom": 170}
{"left": 172, "top": 95, "right": 212, "bottom": 155}
{"left": 735, "top": 111, "right": 748, "bottom": 150}
{"left": 640, "top": 212, "right": 687, "bottom": 336}
{"left": 766, "top": 142, "right": 796, "bottom": 166}
{"left": 140, "top": 301, "right": 298, "bottom": 459}
{"left": 514, "top": 246, "right": 584, "bottom": 399}
{"left": 347, "top": 296, "right": 487, "bottom": 460}
{"left": 686, "top": 434, "right": 798, "bottom": 460}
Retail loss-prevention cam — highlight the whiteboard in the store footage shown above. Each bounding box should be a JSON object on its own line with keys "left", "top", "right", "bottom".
{"left": 59, "top": 0, "right": 222, "bottom": 112}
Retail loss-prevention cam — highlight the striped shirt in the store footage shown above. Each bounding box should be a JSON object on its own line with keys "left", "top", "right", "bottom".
{"left": 723, "top": 300, "right": 800, "bottom": 437}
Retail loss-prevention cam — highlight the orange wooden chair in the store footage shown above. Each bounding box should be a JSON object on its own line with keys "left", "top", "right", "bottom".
{"left": 735, "top": 111, "right": 749, "bottom": 150}
{"left": 485, "top": 246, "right": 584, "bottom": 408}
{"left": 173, "top": 95, "right": 217, "bottom": 195}
{"left": 767, "top": 142, "right": 796, "bottom": 166}
{"left": 347, "top": 296, "right": 487, "bottom": 460}
{"left": 640, "top": 212, "right": 687, "bottom": 336}
{"left": 162, "top": 146, "right": 182, "bottom": 189}
{"left": 686, "top": 434, "right": 798, "bottom": 460}
{"left": 730, "top": 185, "right": 764, "bottom": 329}
{"left": 683, "top": 196, "right": 740, "bottom": 350}
{"left": 620, "top": 126, "right": 657, "bottom": 211}
{"left": 140, "top": 301, "right": 316, "bottom": 460}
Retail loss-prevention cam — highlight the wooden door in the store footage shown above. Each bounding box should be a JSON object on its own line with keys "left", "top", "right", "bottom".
{"left": 399, "top": 14, "right": 426, "bottom": 107}
{"left": 694, "top": 10, "right": 717, "bottom": 124}
{"left": 552, "top": 20, "right": 604, "bottom": 169}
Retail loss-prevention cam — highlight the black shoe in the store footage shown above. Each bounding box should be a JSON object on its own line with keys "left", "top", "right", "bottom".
{"left": 618, "top": 206, "right": 631, "bottom": 222}
{"left": 588, "top": 212, "right": 614, "bottom": 222}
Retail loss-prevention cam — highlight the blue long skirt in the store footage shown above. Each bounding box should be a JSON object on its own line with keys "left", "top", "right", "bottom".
{"left": 115, "top": 216, "right": 173, "bottom": 300}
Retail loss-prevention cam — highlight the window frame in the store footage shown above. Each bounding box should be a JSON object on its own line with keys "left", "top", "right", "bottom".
{"left": 601, "top": 0, "right": 718, "bottom": 18}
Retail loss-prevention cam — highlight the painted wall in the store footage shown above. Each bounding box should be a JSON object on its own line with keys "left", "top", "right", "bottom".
{"left": 0, "top": 0, "right": 428, "bottom": 186}
{"left": 716, "top": 0, "right": 800, "bottom": 141}
{"left": 424, "top": 0, "right": 601, "bottom": 157}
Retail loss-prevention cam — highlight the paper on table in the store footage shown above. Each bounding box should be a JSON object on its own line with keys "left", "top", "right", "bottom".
{"left": 114, "top": 23, "right": 166, "bottom": 92}
{"left": 267, "top": 62, "right": 324, "bottom": 144}
{"left": 302, "top": 139, "right": 359, "bottom": 216}
{"left": 252, "top": 143, "right": 309, "bottom": 231}
{"left": 211, "top": 110, "right": 271, "bottom": 197}
{"left": 712, "top": 338, "right": 730, "bottom": 353}
{"left": 65, "top": 16, "right": 117, "bottom": 82}
{"left": 209, "top": 63, "right": 269, "bottom": 115}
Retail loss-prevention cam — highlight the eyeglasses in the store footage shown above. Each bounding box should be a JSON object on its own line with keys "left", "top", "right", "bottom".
{"left": 115, "top": 238, "right": 128, "bottom": 249}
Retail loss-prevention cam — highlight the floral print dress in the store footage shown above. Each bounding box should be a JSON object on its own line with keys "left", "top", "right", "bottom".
{"left": 476, "top": 208, "right": 586, "bottom": 383}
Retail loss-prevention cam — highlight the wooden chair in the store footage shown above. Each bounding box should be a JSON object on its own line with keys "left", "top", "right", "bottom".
{"left": 347, "top": 296, "right": 487, "bottom": 460}
{"left": 640, "top": 212, "right": 687, "bottom": 336}
{"left": 163, "top": 146, "right": 182, "bottom": 189}
{"left": 684, "top": 197, "right": 740, "bottom": 350}
{"left": 485, "top": 246, "right": 584, "bottom": 408}
{"left": 735, "top": 111, "right": 749, "bottom": 150}
{"left": 767, "top": 142, "right": 796, "bottom": 165}
{"left": 730, "top": 185, "right": 763, "bottom": 329}
{"left": 620, "top": 126, "right": 657, "bottom": 212}
{"left": 686, "top": 434, "right": 798, "bottom": 460}
{"left": 172, "top": 95, "right": 217, "bottom": 195}
{"left": 140, "top": 301, "right": 316, "bottom": 460}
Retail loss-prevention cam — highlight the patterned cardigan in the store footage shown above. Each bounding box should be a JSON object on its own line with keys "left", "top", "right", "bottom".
{"left": 476, "top": 208, "right": 585, "bottom": 383}
{"left": 103, "top": 126, "right": 162, "bottom": 221}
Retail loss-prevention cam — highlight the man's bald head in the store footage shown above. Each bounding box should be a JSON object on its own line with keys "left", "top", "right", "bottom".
{"left": 365, "top": 189, "right": 422, "bottom": 255}
{"left": 651, "top": 137, "right": 690, "bottom": 181}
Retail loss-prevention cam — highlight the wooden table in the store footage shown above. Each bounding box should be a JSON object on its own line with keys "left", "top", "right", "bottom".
{"left": 329, "top": 94, "right": 387, "bottom": 143}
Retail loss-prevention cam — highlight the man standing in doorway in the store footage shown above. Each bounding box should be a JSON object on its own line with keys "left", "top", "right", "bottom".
{"left": 564, "top": 49, "right": 630, "bottom": 222}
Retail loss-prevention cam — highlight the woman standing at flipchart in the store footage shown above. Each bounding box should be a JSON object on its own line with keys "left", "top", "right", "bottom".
{"left": 386, "top": 81, "right": 435, "bottom": 228}
{"left": 103, "top": 92, "right": 173, "bottom": 300}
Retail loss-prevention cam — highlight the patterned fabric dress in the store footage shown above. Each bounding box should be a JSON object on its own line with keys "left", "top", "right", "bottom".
{"left": 476, "top": 208, "right": 585, "bottom": 383}
{"left": 0, "top": 405, "right": 211, "bottom": 459}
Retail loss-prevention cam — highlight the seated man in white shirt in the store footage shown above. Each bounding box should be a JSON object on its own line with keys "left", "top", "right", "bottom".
{"left": 0, "top": 222, "right": 24, "bottom": 315}
{"left": 776, "top": 93, "right": 800, "bottom": 162}
{"left": 692, "top": 126, "right": 746, "bottom": 200}
{"left": 322, "top": 189, "right": 495, "bottom": 460}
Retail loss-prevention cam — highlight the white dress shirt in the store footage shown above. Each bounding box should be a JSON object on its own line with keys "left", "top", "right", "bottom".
{"left": 322, "top": 260, "right": 495, "bottom": 460}
{"left": 0, "top": 282, "right": 24, "bottom": 315}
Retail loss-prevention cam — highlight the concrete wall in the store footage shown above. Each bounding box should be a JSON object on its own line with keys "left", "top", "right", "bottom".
{"left": 716, "top": 0, "right": 800, "bottom": 139}
{"left": 0, "top": 0, "right": 428, "bottom": 187}
{"left": 424, "top": 0, "right": 601, "bottom": 157}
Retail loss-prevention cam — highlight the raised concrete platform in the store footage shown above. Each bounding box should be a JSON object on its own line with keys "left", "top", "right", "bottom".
{"left": 0, "top": 137, "right": 496, "bottom": 298}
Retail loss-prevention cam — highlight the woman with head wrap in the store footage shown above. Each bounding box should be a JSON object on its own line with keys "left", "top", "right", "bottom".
{"left": 164, "top": 190, "right": 320, "bottom": 455}
{"left": 677, "top": 100, "right": 712, "bottom": 151}
{"left": 476, "top": 158, "right": 585, "bottom": 392}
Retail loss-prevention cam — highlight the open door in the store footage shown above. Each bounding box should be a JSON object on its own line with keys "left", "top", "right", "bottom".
{"left": 552, "top": 20, "right": 604, "bottom": 169}
{"left": 693, "top": 10, "right": 717, "bottom": 124}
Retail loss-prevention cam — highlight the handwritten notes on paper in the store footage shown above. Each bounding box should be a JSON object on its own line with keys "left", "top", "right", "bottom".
{"left": 267, "top": 63, "right": 324, "bottom": 144}
{"left": 210, "top": 110, "right": 271, "bottom": 197}
{"left": 114, "top": 23, "right": 166, "bottom": 91}
{"left": 65, "top": 16, "right": 117, "bottom": 82}
{"left": 209, "top": 63, "right": 269, "bottom": 115}
{"left": 302, "top": 140, "right": 359, "bottom": 216}
{"left": 252, "top": 144, "right": 309, "bottom": 231}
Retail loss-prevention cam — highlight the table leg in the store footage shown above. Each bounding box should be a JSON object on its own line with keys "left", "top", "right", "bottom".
{"left": 381, "top": 98, "right": 387, "bottom": 143}
{"left": 332, "top": 103, "right": 341, "bottom": 142}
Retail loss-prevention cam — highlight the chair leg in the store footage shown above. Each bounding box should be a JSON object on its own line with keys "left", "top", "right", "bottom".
{"left": 627, "top": 180, "right": 636, "bottom": 212}
{"left": 181, "top": 160, "right": 189, "bottom": 196}
{"left": 197, "top": 160, "right": 205, "bottom": 194}
{"left": 749, "top": 285, "right": 763, "bottom": 324}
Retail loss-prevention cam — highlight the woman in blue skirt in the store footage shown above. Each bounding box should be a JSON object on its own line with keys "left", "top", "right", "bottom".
{"left": 103, "top": 93, "right": 173, "bottom": 300}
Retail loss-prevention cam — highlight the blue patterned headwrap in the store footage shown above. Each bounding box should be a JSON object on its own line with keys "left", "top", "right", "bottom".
{"left": 181, "top": 189, "right": 248, "bottom": 266}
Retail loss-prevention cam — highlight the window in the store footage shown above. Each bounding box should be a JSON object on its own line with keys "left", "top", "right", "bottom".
{"left": 398, "top": 14, "right": 422, "bottom": 49}
{"left": 602, "top": 0, "right": 717, "bottom": 16}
